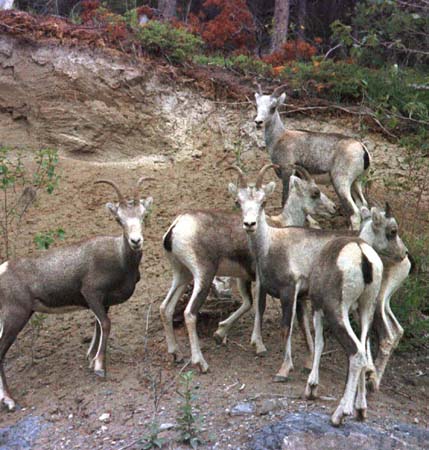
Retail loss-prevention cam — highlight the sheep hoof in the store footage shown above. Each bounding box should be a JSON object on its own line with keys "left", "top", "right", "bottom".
{"left": 213, "top": 331, "right": 225, "bottom": 345}
{"left": 355, "top": 408, "right": 367, "bottom": 421}
{"left": 94, "top": 369, "right": 106, "bottom": 378}
{"left": 273, "top": 374, "right": 289, "bottom": 383}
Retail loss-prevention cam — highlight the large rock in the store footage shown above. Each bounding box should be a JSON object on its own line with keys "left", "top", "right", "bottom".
{"left": 250, "top": 412, "right": 429, "bottom": 450}
{"left": 0, "top": 415, "right": 45, "bottom": 450}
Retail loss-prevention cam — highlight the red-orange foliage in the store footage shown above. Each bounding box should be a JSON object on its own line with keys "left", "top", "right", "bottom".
{"left": 80, "top": 1, "right": 128, "bottom": 44}
{"left": 81, "top": 0, "right": 100, "bottom": 23}
{"left": 191, "top": 0, "right": 256, "bottom": 52}
{"left": 263, "top": 40, "right": 317, "bottom": 66}
{"left": 136, "top": 6, "right": 155, "bottom": 20}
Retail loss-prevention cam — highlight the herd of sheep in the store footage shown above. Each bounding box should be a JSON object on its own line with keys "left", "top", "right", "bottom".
{"left": 0, "top": 86, "right": 412, "bottom": 428}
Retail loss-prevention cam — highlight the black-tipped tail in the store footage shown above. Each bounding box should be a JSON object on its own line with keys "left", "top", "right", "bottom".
{"left": 362, "top": 144, "right": 370, "bottom": 171}
{"left": 163, "top": 226, "right": 174, "bottom": 252}
{"left": 361, "top": 250, "right": 373, "bottom": 284}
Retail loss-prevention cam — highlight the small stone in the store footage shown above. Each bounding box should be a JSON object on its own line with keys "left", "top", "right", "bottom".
{"left": 230, "top": 402, "right": 255, "bottom": 416}
{"left": 159, "top": 423, "right": 175, "bottom": 431}
{"left": 258, "top": 399, "right": 284, "bottom": 416}
{"left": 99, "top": 413, "right": 111, "bottom": 423}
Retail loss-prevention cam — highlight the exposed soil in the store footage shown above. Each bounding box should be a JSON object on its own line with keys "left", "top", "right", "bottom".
{"left": 0, "top": 35, "right": 428, "bottom": 450}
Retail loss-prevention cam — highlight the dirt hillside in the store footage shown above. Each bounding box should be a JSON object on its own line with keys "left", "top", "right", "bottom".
{"left": 0, "top": 35, "right": 428, "bottom": 450}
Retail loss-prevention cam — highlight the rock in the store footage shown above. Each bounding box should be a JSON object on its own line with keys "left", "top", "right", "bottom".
{"left": 258, "top": 399, "right": 285, "bottom": 416}
{"left": 159, "top": 423, "right": 175, "bottom": 432}
{"left": 250, "top": 412, "right": 429, "bottom": 450}
{"left": 0, "top": 415, "right": 46, "bottom": 450}
{"left": 98, "top": 413, "right": 111, "bottom": 423}
{"left": 230, "top": 402, "right": 255, "bottom": 416}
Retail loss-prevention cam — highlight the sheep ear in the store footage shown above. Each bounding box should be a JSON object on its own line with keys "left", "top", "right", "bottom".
{"left": 106, "top": 202, "right": 118, "bottom": 217}
{"left": 228, "top": 183, "right": 238, "bottom": 197}
{"left": 278, "top": 92, "right": 286, "bottom": 105}
{"left": 289, "top": 175, "right": 303, "bottom": 194}
{"left": 360, "top": 206, "right": 371, "bottom": 220}
{"left": 264, "top": 181, "right": 276, "bottom": 195}
{"left": 371, "top": 207, "right": 384, "bottom": 229}
{"left": 142, "top": 196, "right": 153, "bottom": 210}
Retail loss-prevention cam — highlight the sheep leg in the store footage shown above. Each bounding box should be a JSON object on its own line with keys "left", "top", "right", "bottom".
{"left": 351, "top": 179, "right": 368, "bottom": 208}
{"left": 87, "top": 306, "right": 110, "bottom": 369}
{"left": 332, "top": 176, "right": 361, "bottom": 231}
{"left": 87, "top": 320, "right": 100, "bottom": 364}
{"left": 355, "top": 303, "right": 373, "bottom": 421}
{"left": 329, "top": 306, "right": 366, "bottom": 426}
{"left": 214, "top": 279, "right": 252, "bottom": 344}
{"left": 160, "top": 266, "right": 191, "bottom": 362}
{"left": 184, "top": 269, "right": 216, "bottom": 373}
{"left": 297, "top": 298, "right": 314, "bottom": 371}
{"left": 274, "top": 283, "right": 299, "bottom": 382}
{"left": 305, "top": 309, "right": 324, "bottom": 399}
{"left": 0, "top": 305, "right": 33, "bottom": 410}
{"left": 84, "top": 294, "right": 111, "bottom": 378}
{"left": 250, "top": 276, "right": 268, "bottom": 355}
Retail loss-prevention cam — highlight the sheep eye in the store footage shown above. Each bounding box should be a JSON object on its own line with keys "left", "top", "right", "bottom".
{"left": 270, "top": 106, "right": 276, "bottom": 113}
{"left": 387, "top": 228, "right": 397, "bottom": 239}
{"left": 311, "top": 189, "right": 320, "bottom": 199}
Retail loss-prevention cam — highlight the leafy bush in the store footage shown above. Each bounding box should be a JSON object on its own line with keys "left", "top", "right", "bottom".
{"left": 189, "top": 0, "right": 256, "bottom": 52}
{"left": 280, "top": 60, "right": 429, "bottom": 131}
{"left": 331, "top": 1, "right": 429, "bottom": 69}
{"left": 136, "top": 20, "right": 203, "bottom": 63}
{"left": 392, "top": 234, "right": 429, "bottom": 350}
{"left": 194, "top": 54, "right": 272, "bottom": 76}
{"left": 0, "top": 148, "right": 59, "bottom": 259}
{"left": 263, "top": 40, "right": 317, "bottom": 66}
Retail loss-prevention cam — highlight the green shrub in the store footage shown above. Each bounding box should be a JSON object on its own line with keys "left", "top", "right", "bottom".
{"left": 280, "top": 60, "right": 429, "bottom": 132}
{"left": 137, "top": 21, "right": 203, "bottom": 64}
{"left": 392, "top": 234, "right": 429, "bottom": 350}
{"left": 194, "top": 54, "right": 272, "bottom": 77}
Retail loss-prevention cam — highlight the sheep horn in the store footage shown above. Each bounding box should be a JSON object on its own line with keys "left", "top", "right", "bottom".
{"left": 226, "top": 166, "right": 247, "bottom": 188}
{"left": 133, "top": 177, "right": 155, "bottom": 204}
{"left": 95, "top": 180, "right": 126, "bottom": 205}
{"left": 272, "top": 84, "right": 288, "bottom": 98}
{"left": 293, "top": 165, "right": 312, "bottom": 181}
{"left": 256, "top": 164, "right": 278, "bottom": 188}
{"left": 385, "top": 201, "right": 392, "bottom": 218}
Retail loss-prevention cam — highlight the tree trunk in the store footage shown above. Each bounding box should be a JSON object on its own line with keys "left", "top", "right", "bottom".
{"left": 271, "top": 0, "right": 290, "bottom": 52}
{"left": 297, "top": 0, "right": 307, "bottom": 40}
{"left": 158, "top": 0, "right": 177, "bottom": 19}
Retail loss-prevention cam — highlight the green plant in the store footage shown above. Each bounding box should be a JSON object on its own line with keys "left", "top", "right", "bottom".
{"left": 176, "top": 370, "right": 203, "bottom": 449}
{"left": 138, "top": 421, "right": 166, "bottom": 449}
{"left": 34, "top": 228, "right": 66, "bottom": 250}
{"left": 0, "top": 148, "right": 59, "bottom": 259}
{"left": 193, "top": 54, "right": 273, "bottom": 76}
{"left": 136, "top": 21, "right": 203, "bottom": 63}
{"left": 392, "top": 234, "right": 429, "bottom": 351}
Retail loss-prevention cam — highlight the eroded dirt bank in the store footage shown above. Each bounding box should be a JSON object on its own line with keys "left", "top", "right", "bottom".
{"left": 0, "top": 36, "right": 427, "bottom": 449}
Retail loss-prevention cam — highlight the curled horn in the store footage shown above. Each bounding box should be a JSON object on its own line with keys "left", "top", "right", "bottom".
{"left": 293, "top": 165, "right": 312, "bottom": 181}
{"left": 133, "top": 176, "right": 155, "bottom": 204}
{"left": 272, "top": 84, "right": 288, "bottom": 98}
{"left": 256, "top": 164, "right": 278, "bottom": 188}
{"left": 385, "top": 201, "right": 392, "bottom": 218}
{"left": 94, "top": 179, "right": 126, "bottom": 205}
{"left": 226, "top": 165, "right": 247, "bottom": 188}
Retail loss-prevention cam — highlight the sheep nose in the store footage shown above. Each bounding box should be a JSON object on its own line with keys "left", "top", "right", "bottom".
{"left": 254, "top": 120, "right": 263, "bottom": 128}
{"left": 130, "top": 237, "right": 142, "bottom": 247}
{"left": 243, "top": 221, "right": 256, "bottom": 231}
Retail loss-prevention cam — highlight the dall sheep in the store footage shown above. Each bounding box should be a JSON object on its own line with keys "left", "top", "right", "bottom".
{"left": 254, "top": 84, "right": 370, "bottom": 230}
{"left": 0, "top": 178, "right": 153, "bottom": 410}
{"left": 160, "top": 166, "right": 336, "bottom": 373}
